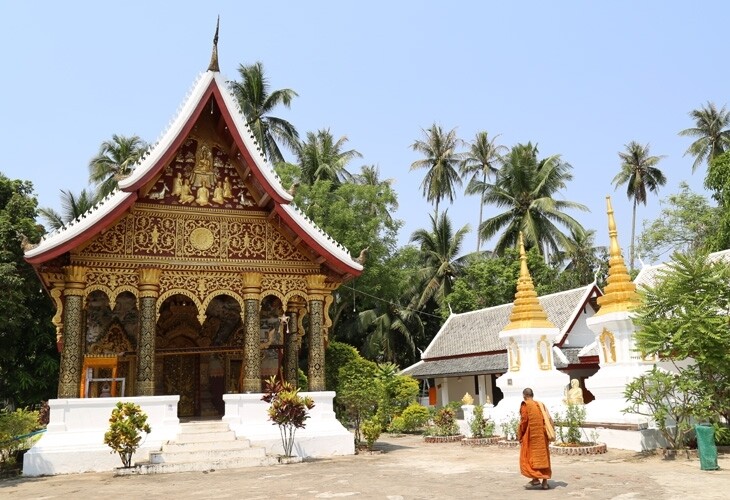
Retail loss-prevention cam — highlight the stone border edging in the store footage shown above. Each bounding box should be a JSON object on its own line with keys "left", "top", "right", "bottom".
{"left": 550, "top": 442, "right": 607, "bottom": 455}
{"left": 424, "top": 434, "right": 464, "bottom": 443}
{"left": 497, "top": 440, "right": 520, "bottom": 449}
{"left": 461, "top": 436, "right": 502, "bottom": 446}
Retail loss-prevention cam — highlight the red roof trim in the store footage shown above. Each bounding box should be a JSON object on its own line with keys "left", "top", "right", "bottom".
{"left": 210, "top": 84, "right": 289, "bottom": 205}
{"left": 125, "top": 81, "right": 217, "bottom": 192}
{"left": 555, "top": 284, "right": 602, "bottom": 347}
{"left": 25, "top": 193, "right": 138, "bottom": 265}
{"left": 274, "top": 205, "right": 361, "bottom": 277}
{"left": 424, "top": 349, "right": 506, "bottom": 362}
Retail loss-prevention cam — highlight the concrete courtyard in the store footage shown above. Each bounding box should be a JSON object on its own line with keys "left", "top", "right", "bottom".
{"left": 2, "top": 433, "right": 729, "bottom": 499}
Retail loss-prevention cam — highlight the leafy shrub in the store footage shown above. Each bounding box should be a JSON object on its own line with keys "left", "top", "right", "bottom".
{"left": 388, "top": 415, "right": 407, "bottom": 434}
{"left": 103, "top": 402, "right": 151, "bottom": 468}
{"left": 361, "top": 417, "right": 382, "bottom": 450}
{"left": 500, "top": 412, "right": 519, "bottom": 441}
{"left": 262, "top": 376, "right": 315, "bottom": 457}
{"left": 469, "top": 404, "right": 495, "bottom": 438}
{"left": 400, "top": 403, "right": 430, "bottom": 432}
{"left": 432, "top": 407, "right": 459, "bottom": 436}
{"left": 0, "top": 408, "right": 40, "bottom": 466}
{"left": 337, "top": 358, "right": 379, "bottom": 444}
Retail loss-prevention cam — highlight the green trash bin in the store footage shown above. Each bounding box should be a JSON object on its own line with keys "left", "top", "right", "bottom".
{"left": 695, "top": 424, "right": 719, "bottom": 471}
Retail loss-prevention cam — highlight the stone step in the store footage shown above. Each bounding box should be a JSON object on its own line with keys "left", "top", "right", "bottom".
{"left": 149, "top": 446, "right": 267, "bottom": 464}
{"left": 173, "top": 430, "right": 237, "bottom": 443}
{"left": 177, "top": 421, "right": 232, "bottom": 434}
{"left": 161, "top": 439, "right": 252, "bottom": 453}
{"left": 120, "top": 455, "right": 293, "bottom": 475}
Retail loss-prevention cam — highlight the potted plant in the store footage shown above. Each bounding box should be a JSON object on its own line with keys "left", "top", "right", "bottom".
{"left": 424, "top": 407, "right": 463, "bottom": 443}
{"left": 462, "top": 404, "right": 499, "bottom": 446}
{"left": 103, "top": 402, "right": 151, "bottom": 468}
{"left": 552, "top": 403, "right": 607, "bottom": 455}
{"left": 262, "top": 376, "right": 315, "bottom": 458}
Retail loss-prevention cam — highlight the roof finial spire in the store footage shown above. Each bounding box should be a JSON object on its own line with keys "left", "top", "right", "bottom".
{"left": 207, "top": 16, "right": 220, "bottom": 72}
{"left": 503, "top": 232, "right": 556, "bottom": 330}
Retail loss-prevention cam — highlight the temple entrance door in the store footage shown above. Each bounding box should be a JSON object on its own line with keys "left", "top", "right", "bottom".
{"left": 163, "top": 353, "right": 199, "bottom": 417}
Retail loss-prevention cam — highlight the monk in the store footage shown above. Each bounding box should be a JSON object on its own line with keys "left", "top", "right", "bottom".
{"left": 518, "top": 387, "right": 552, "bottom": 490}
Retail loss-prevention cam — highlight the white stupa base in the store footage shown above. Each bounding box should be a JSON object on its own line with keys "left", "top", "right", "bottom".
{"left": 581, "top": 425, "right": 668, "bottom": 451}
{"left": 223, "top": 391, "right": 354, "bottom": 457}
{"left": 584, "top": 362, "right": 654, "bottom": 425}
{"left": 23, "top": 396, "right": 180, "bottom": 476}
{"left": 492, "top": 369, "right": 569, "bottom": 428}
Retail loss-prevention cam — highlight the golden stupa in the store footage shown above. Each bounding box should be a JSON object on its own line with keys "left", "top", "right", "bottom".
{"left": 503, "top": 233, "right": 556, "bottom": 330}
{"left": 595, "top": 196, "right": 640, "bottom": 315}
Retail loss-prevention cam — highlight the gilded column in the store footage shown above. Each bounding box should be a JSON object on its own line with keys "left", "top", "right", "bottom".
{"left": 241, "top": 272, "right": 262, "bottom": 392}
{"left": 58, "top": 266, "right": 86, "bottom": 398}
{"left": 306, "top": 275, "right": 327, "bottom": 391}
{"left": 136, "top": 268, "right": 161, "bottom": 396}
{"left": 283, "top": 298, "right": 305, "bottom": 385}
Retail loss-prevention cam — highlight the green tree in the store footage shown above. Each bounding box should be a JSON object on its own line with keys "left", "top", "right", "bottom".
{"left": 88, "top": 134, "right": 148, "bottom": 198}
{"left": 637, "top": 183, "right": 718, "bottom": 263}
{"left": 228, "top": 61, "right": 299, "bottom": 164}
{"left": 409, "top": 210, "right": 470, "bottom": 309}
{"left": 442, "top": 248, "right": 559, "bottom": 315}
{"left": 295, "top": 129, "right": 362, "bottom": 186}
{"left": 480, "top": 143, "right": 588, "bottom": 259}
{"left": 357, "top": 303, "right": 422, "bottom": 366}
{"left": 460, "top": 132, "right": 507, "bottom": 253}
{"left": 612, "top": 141, "right": 667, "bottom": 270}
{"left": 704, "top": 151, "right": 730, "bottom": 250}
{"left": 678, "top": 101, "right": 730, "bottom": 173}
{"left": 337, "top": 357, "right": 379, "bottom": 444}
{"left": 410, "top": 124, "right": 463, "bottom": 215}
{"left": 634, "top": 251, "right": 730, "bottom": 426}
{"left": 38, "top": 188, "right": 99, "bottom": 231}
{"left": 0, "top": 174, "right": 58, "bottom": 408}
{"left": 325, "top": 341, "right": 360, "bottom": 392}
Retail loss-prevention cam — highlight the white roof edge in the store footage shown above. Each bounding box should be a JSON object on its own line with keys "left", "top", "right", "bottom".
{"left": 25, "top": 190, "right": 131, "bottom": 258}
{"left": 118, "top": 72, "right": 293, "bottom": 203}
{"left": 280, "top": 204, "right": 363, "bottom": 271}
{"left": 212, "top": 73, "right": 292, "bottom": 202}
{"left": 119, "top": 72, "right": 212, "bottom": 189}
{"left": 421, "top": 313, "right": 454, "bottom": 358}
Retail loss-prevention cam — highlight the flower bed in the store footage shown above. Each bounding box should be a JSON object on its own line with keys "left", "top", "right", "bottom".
{"left": 461, "top": 436, "right": 501, "bottom": 446}
{"left": 550, "top": 442, "right": 607, "bottom": 455}
{"left": 424, "top": 434, "right": 464, "bottom": 443}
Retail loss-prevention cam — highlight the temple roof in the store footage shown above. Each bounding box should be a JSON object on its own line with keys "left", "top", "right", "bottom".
{"left": 419, "top": 283, "right": 600, "bottom": 360}
{"left": 25, "top": 70, "right": 363, "bottom": 277}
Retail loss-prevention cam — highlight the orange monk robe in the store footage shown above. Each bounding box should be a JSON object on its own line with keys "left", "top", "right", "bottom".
{"left": 518, "top": 399, "right": 552, "bottom": 480}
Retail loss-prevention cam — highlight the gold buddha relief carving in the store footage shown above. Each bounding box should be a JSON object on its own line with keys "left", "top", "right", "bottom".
{"left": 508, "top": 337, "right": 520, "bottom": 371}
{"left": 600, "top": 328, "right": 617, "bottom": 364}
{"left": 537, "top": 335, "right": 551, "bottom": 370}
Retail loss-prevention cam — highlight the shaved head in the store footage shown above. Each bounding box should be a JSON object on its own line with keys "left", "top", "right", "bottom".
{"left": 522, "top": 388, "right": 534, "bottom": 398}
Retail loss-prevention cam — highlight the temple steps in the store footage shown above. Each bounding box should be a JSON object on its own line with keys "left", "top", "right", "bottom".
{"left": 122, "top": 420, "right": 285, "bottom": 475}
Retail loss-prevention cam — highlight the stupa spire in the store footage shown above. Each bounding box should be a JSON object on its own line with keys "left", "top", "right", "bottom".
{"left": 207, "top": 16, "right": 220, "bottom": 72}
{"left": 595, "top": 196, "right": 640, "bottom": 315}
{"left": 503, "top": 233, "right": 555, "bottom": 330}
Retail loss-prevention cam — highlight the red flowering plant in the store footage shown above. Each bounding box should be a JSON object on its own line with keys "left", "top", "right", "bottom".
{"left": 262, "top": 376, "right": 315, "bottom": 457}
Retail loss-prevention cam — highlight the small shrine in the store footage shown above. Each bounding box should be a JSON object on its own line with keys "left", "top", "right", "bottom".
{"left": 493, "top": 233, "right": 570, "bottom": 421}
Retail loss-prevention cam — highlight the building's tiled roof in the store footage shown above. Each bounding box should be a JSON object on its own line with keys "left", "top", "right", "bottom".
{"left": 401, "top": 354, "right": 509, "bottom": 378}
{"left": 421, "top": 284, "right": 598, "bottom": 360}
{"left": 634, "top": 249, "right": 730, "bottom": 290}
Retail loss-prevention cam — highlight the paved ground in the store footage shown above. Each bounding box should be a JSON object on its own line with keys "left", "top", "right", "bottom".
{"left": 2, "top": 434, "right": 729, "bottom": 499}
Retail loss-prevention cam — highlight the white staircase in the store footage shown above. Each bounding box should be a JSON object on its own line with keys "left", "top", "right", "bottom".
{"left": 124, "top": 421, "right": 282, "bottom": 474}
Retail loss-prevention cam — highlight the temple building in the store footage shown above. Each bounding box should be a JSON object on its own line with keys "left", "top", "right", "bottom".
{"left": 24, "top": 33, "right": 362, "bottom": 420}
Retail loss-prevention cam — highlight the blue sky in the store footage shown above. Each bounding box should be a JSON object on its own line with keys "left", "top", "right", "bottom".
{"left": 1, "top": 1, "right": 725, "bottom": 264}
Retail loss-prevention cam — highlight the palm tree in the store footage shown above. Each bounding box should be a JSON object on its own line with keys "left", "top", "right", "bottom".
{"left": 679, "top": 101, "right": 730, "bottom": 172}
{"left": 38, "top": 188, "right": 99, "bottom": 231}
{"left": 480, "top": 143, "right": 588, "bottom": 259}
{"left": 460, "top": 132, "right": 507, "bottom": 253}
{"left": 88, "top": 134, "right": 148, "bottom": 198}
{"left": 409, "top": 210, "right": 470, "bottom": 309}
{"left": 410, "top": 124, "right": 463, "bottom": 215}
{"left": 612, "top": 141, "right": 667, "bottom": 270}
{"left": 295, "top": 129, "right": 362, "bottom": 186}
{"left": 228, "top": 61, "right": 299, "bottom": 164}
{"left": 358, "top": 303, "right": 422, "bottom": 366}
